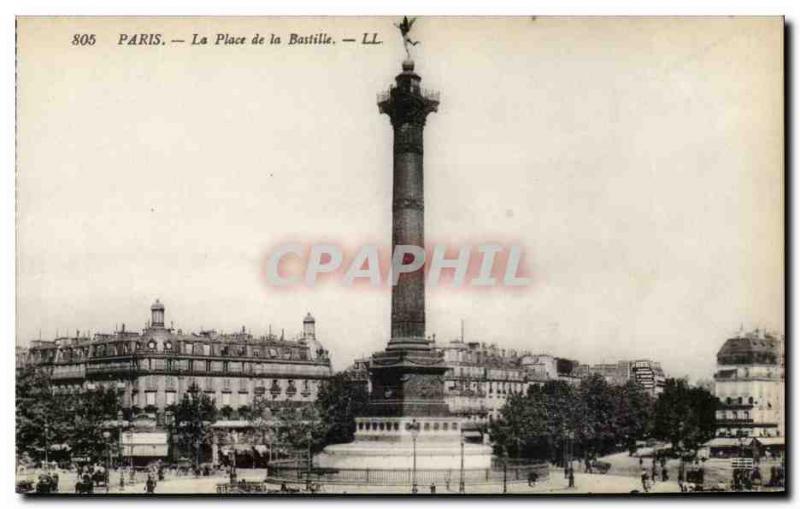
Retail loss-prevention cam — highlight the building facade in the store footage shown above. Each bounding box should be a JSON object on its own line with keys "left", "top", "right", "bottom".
{"left": 346, "top": 340, "right": 583, "bottom": 434}
{"left": 576, "top": 359, "right": 666, "bottom": 395}
{"left": 17, "top": 301, "right": 333, "bottom": 463}
{"left": 713, "top": 329, "right": 784, "bottom": 439}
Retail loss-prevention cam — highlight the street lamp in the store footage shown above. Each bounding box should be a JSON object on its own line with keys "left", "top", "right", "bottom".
{"left": 502, "top": 445, "right": 508, "bottom": 494}
{"left": 164, "top": 410, "right": 174, "bottom": 463}
{"left": 43, "top": 420, "right": 49, "bottom": 466}
{"left": 103, "top": 429, "right": 112, "bottom": 488}
{"left": 459, "top": 435, "right": 465, "bottom": 494}
{"left": 306, "top": 430, "right": 313, "bottom": 491}
{"left": 408, "top": 419, "right": 421, "bottom": 494}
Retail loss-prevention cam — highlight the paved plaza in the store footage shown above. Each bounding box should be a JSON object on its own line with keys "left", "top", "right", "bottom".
{"left": 41, "top": 468, "right": 682, "bottom": 495}
{"left": 28, "top": 450, "right": 784, "bottom": 495}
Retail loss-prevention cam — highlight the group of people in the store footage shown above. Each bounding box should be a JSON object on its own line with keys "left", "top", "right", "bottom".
{"left": 35, "top": 471, "right": 60, "bottom": 493}
{"left": 74, "top": 464, "right": 111, "bottom": 494}
{"left": 638, "top": 455, "right": 670, "bottom": 493}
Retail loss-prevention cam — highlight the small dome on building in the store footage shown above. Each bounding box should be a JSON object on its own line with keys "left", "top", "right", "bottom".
{"left": 151, "top": 299, "right": 165, "bottom": 311}
{"left": 402, "top": 59, "right": 415, "bottom": 72}
{"left": 303, "top": 312, "right": 315, "bottom": 324}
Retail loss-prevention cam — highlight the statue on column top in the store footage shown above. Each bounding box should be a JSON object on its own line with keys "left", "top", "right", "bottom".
{"left": 394, "top": 16, "right": 420, "bottom": 60}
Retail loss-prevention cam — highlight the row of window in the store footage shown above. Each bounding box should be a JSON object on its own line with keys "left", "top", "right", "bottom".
{"left": 39, "top": 341, "right": 310, "bottom": 362}
{"left": 132, "top": 390, "right": 258, "bottom": 408}
{"left": 131, "top": 383, "right": 315, "bottom": 407}
{"left": 717, "top": 410, "right": 752, "bottom": 420}
{"left": 721, "top": 396, "right": 775, "bottom": 408}
{"left": 446, "top": 381, "right": 525, "bottom": 395}
{"left": 448, "top": 366, "right": 525, "bottom": 380}
{"left": 135, "top": 376, "right": 313, "bottom": 393}
{"left": 131, "top": 358, "right": 323, "bottom": 376}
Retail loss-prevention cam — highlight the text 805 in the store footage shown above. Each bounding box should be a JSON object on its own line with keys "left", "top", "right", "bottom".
{"left": 72, "top": 34, "right": 96, "bottom": 46}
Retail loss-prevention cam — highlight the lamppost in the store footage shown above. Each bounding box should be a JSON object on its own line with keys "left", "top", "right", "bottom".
{"left": 567, "top": 431, "right": 575, "bottom": 470}
{"left": 43, "top": 419, "right": 49, "bottom": 466}
{"left": 103, "top": 431, "right": 112, "bottom": 473}
{"left": 459, "top": 435, "right": 465, "bottom": 494}
{"left": 115, "top": 382, "right": 125, "bottom": 466}
{"left": 502, "top": 445, "right": 508, "bottom": 494}
{"left": 306, "top": 430, "right": 313, "bottom": 491}
{"left": 230, "top": 430, "right": 238, "bottom": 482}
{"left": 408, "top": 419, "right": 421, "bottom": 494}
{"left": 164, "top": 410, "right": 175, "bottom": 463}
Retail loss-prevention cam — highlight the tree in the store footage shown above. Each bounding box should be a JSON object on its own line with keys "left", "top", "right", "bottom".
{"left": 489, "top": 390, "right": 549, "bottom": 460}
{"left": 614, "top": 381, "right": 655, "bottom": 454}
{"left": 653, "top": 378, "right": 717, "bottom": 454}
{"left": 16, "top": 367, "right": 72, "bottom": 464}
{"left": 274, "top": 404, "right": 326, "bottom": 455}
{"left": 67, "top": 384, "right": 121, "bottom": 462}
{"left": 490, "top": 377, "right": 656, "bottom": 464}
{"left": 174, "top": 383, "right": 217, "bottom": 467}
{"left": 574, "top": 375, "right": 620, "bottom": 459}
{"left": 245, "top": 396, "right": 276, "bottom": 454}
{"left": 314, "top": 373, "right": 369, "bottom": 447}
{"left": 540, "top": 380, "right": 583, "bottom": 463}
{"left": 17, "top": 368, "right": 123, "bottom": 465}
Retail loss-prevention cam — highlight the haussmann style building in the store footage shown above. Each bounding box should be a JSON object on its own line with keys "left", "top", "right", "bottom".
{"left": 17, "top": 300, "right": 333, "bottom": 465}
{"left": 706, "top": 329, "right": 785, "bottom": 459}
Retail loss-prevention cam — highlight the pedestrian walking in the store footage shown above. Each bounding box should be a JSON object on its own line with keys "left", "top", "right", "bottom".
{"left": 640, "top": 469, "right": 649, "bottom": 493}
{"left": 568, "top": 466, "right": 575, "bottom": 488}
{"left": 145, "top": 474, "right": 156, "bottom": 494}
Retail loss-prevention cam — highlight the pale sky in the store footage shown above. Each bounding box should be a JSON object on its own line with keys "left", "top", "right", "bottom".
{"left": 16, "top": 17, "right": 784, "bottom": 381}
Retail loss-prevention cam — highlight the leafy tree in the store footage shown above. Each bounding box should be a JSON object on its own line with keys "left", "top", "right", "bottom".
{"left": 540, "top": 381, "right": 583, "bottom": 463}
{"left": 491, "top": 376, "right": 656, "bottom": 464}
{"left": 274, "top": 404, "right": 326, "bottom": 455}
{"left": 576, "top": 375, "right": 619, "bottom": 458}
{"left": 614, "top": 381, "right": 655, "bottom": 454}
{"left": 314, "top": 373, "right": 369, "bottom": 446}
{"left": 67, "top": 384, "right": 121, "bottom": 462}
{"left": 489, "top": 390, "right": 549, "bottom": 460}
{"left": 16, "top": 367, "right": 72, "bottom": 463}
{"left": 17, "top": 368, "right": 123, "bottom": 464}
{"left": 653, "top": 378, "right": 717, "bottom": 454}
{"left": 245, "top": 396, "right": 276, "bottom": 450}
{"left": 174, "top": 383, "right": 217, "bottom": 467}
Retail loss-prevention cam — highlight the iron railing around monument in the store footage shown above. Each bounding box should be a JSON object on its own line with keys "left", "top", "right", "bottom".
{"left": 266, "top": 459, "right": 548, "bottom": 486}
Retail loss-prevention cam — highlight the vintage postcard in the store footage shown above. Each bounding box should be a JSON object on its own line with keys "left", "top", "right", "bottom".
{"left": 15, "top": 16, "right": 784, "bottom": 496}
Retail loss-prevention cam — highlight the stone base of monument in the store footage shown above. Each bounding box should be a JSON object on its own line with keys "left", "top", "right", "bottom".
{"left": 315, "top": 416, "right": 493, "bottom": 470}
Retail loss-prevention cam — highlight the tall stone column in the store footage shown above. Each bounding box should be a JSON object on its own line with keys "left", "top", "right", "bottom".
{"left": 369, "top": 59, "right": 449, "bottom": 418}
{"left": 314, "top": 42, "right": 493, "bottom": 472}
{"left": 378, "top": 59, "right": 439, "bottom": 351}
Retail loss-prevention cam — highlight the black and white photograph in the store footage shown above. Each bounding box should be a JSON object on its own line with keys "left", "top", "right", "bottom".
{"left": 12, "top": 15, "right": 786, "bottom": 496}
